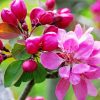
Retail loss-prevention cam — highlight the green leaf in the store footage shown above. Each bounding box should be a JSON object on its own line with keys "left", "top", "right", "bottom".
{"left": 33, "top": 63, "right": 47, "bottom": 83}
{"left": 14, "top": 72, "right": 34, "bottom": 87}
{"left": 4, "top": 60, "right": 23, "bottom": 87}
{"left": 12, "top": 43, "right": 31, "bottom": 60}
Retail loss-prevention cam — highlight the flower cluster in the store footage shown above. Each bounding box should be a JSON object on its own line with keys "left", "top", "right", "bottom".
{"left": 1, "top": 0, "right": 100, "bottom": 100}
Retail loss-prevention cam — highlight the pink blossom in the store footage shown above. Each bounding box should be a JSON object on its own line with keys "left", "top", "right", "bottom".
{"left": 40, "top": 24, "right": 100, "bottom": 100}
{"left": 11, "top": 0, "right": 27, "bottom": 21}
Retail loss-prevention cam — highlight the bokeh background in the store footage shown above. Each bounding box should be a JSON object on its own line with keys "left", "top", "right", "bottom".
{"left": 0, "top": 0, "right": 100, "bottom": 100}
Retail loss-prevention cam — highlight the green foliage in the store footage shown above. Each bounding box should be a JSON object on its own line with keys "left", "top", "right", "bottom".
{"left": 4, "top": 60, "right": 23, "bottom": 87}
{"left": 12, "top": 43, "right": 31, "bottom": 60}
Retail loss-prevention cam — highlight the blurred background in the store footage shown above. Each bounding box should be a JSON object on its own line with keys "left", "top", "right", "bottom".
{"left": 0, "top": 0, "right": 100, "bottom": 100}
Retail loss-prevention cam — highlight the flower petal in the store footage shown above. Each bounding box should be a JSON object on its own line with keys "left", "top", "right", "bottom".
{"left": 69, "top": 73, "right": 80, "bottom": 85}
{"left": 40, "top": 52, "right": 63, "bottom": 70}
{"left": 55, "top": 78, "right": 70, "bottom": 100}
{"left": 75, "top": 34, "right": 94, "bottom": 59}
{"left": 85, "top": 79, "right": 97, "bottom": 96}
{"left": 63, "top": 38, "right": 79, "bottom": 53}
{"left": 73, "top": 79, "right": 87, "bottom": 100}
{"left": 85, "top": 68, "right": 100, "bottom": 79}
{"left": 59, "top": 66, "right": 70, "bottom": 78}
{"left": 72, "top": 64, "right": 90, "bottom": 74}
{"left": 74, "top": 24, "right": 83, "bottom": 38}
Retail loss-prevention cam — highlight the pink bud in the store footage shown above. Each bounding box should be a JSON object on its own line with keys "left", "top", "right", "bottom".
{"left": 41, "top": 32, "right": 58, "bottom": 51}
{"left": 1, "top": 8, "right": 18, "bottom": 26}
{"left": 55, "top": 13, "right": 73, "bottom": 28}
{"left": 45, "top": 0, "right": 56, "bottom": 10}
{"left": 25, "top": 37, "right": 41, "bottom": 54}
{"left": 25, "top": 97, "right": 33, "bottom": 100}
{"left": 30, "top": 8, "right": 45, "bottom": 22}
{"left": 57, "top": 8, "right": 71, "bottom": 14}
{"left": 11, "top": 0, "right": 27, "bottom": 21}
{"left": 44, "top": 25, "right": 58, "bottom": 34}
{"left": 0, "top": 40, "right": 3, "bottom": 50}
{"left": 33, "top": 96, "right": 45, "bottom": 100}
{"left": 39, "top": 12, "right": 54, "bottom": 25}
{"left": 22, "top": 59, "right": 37, "bottom": 72}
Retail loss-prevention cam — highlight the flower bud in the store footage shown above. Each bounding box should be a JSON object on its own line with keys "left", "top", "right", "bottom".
{"left": 39, "top": 12, "right": 54, "bottom": 25}
{"left": 0, "top": 40, "right": 3, "bottom": 50}
{"left": 45, "top": 0, "right": 56, "bottom": 10}
{"left": 25, "top": 37, "right": 41, "bottom": 54}
{"left": 57, "top": 8, "right": 71, "bottom": 14}
{"left": 44, "top": 25, "right": 58, "bottom": 34}
{"left": 41, "top": 32, "right": 58, "bottom": 51}
{"left": 54, "top": 13, "right": 73, "bottom": 28}
{"left": 33, "top": 96, "right": 45, "bottom": 100}
{"left": 22, "top": 23, "right": 28, "bottom": 31}
{"left": 11, "top": 0, "right": 27, "bottom": 21}
{"left": 30, "top": 8, "right": 45, "bottom": 23}
{"left": 1, "top": 8, "right": 18, "bottom": 26}
{"left": 22, "top": 59, "right": 37, "bottom": 72}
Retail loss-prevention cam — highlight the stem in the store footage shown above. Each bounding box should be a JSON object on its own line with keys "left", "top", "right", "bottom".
{"left": 19, "top": 79, "right": 35, "bottom": 100}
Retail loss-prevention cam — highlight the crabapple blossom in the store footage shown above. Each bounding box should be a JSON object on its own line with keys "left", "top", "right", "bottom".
{"left": 22, "top": 59, "right": 37, "bottom": 72}
{"left": 1, "top": 8, "right": 18, "bottom": 26}
{"left": 0, "top": 40, "right": 3, "bottom": 50}
{"left": 11, "top": 0, "right": 27, "bottom": 21}
{"left": 40, "top": 24, "right": 100, "bottom": 100}
{"left": 33, "top": 96, "right": 45, "bottom": 100}
{"left": 25, "top": 96, "right": 33, "bottom": 100}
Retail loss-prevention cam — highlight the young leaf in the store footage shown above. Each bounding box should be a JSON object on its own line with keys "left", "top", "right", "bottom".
{"left": 33, "top": 62, "right": 47, "bottom": 83}
{"left": 0, "top": 23, "right": 20, "bottom": 39}
{"left": 12, "top": 43, "right": 31, "bottom": 60}
{"left": 4, "top": 60, "right": 23, "bottom": 87}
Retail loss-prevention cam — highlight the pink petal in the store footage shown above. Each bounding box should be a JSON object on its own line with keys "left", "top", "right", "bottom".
{"left": 74, "top": 24, "right": 83, "bottom": 38}
{"left": 75, "top": 34, "right": 94, "bottom": 59}
{"left": 40, "top": 52, "right": 63, "bottom": 70}
{"left": 73, "top": 79, "right": 87, "bottom": 100}
{"left": 85, "top": 79, "right": 97, "bottom": 96}
{"left": 84, "top": 27, "right": 94, "bottom": 34}
{"left": 85, "top": 68, "right": 100, "bottom": 79}
{"left": 72, "top": 64, "right": 90, "bottom": 74}
{"left": 55, "top": 78, "right": 70, "bottom": 100}
{"left": 59, "top": 66, "right": 70, "bottom": 78}
{"left": 87, "top": 54, "right": 100, "bottom": 66}
{"left": 69, "top": 73, "right": 80, "bottom": 85}
{"left": 63, "top": 38, "right": 79, "bottom": 53}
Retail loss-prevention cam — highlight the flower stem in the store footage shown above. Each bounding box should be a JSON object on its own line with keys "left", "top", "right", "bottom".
{"left": 19, "top": 79, "right": 34, "bottom": 100}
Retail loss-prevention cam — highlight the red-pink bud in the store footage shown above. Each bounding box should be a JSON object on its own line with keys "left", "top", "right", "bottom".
{"left": 55, "top": 13, "right": 73, "bottom": 28}
{"left": 44, "top": 25, "right": 58, "bottom": 34}
{"left": 33, "top": 96, "right": 45, "bottom": 100}
{"left": 0, "top": 40, "right": 3, "bottom": 50}
{"left": 45, "top": 0, "right": 56, "bottom": 10}
{"left": 25, "top": 97, "right": 33, "bottom": 100}
{"left": 25, "top": 37, "right": 41, "bottom": 54}
{"left": 41, "top": 32, "right": 58, "bottom": 51}
{"left": 39, "top": 12, "right": 54, "bottom": 25}
{"left": 22, "top": 59, "right": 37, "bottom": 72}
{"left": 57, "top": 8, "right": 71, "bottom": 14}
{"left": 11, "top": 0, "right": 27, "bottom": 21}
{"left": 30, "top": 8, "right": 45, "bottom": 22}
{"left": 1, "top": 8, "right": 18, "bottom": 26}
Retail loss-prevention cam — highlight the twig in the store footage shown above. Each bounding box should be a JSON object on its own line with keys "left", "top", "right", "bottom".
{"left": 19, "top": 79, "right": 35, "bottom": 100}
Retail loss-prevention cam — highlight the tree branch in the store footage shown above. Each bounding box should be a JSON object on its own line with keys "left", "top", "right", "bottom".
{"left": 19, "top": 79, "right": 34, "bottom": 100}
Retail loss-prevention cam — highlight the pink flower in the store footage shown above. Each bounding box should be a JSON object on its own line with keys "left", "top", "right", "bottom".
{"left": 33, "top": 96, "right": 45, "bottom": 100}
{"left": 11, "top": 0, "right": 27, "bottom": 21}
{"left": 40, "top": 24, "right": 100, "bottom": 100}
{"left": 1, "top": 8, "right": 18, "bottom": 26}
